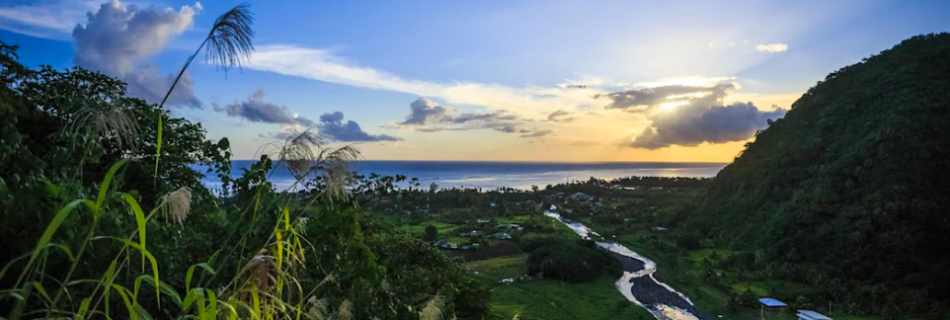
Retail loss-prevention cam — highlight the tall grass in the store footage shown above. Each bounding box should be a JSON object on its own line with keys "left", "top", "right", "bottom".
{"left": 0, "top": 157, "right": 354, "bottom": 320}
{"left": 155, "top": 3, "right": 255, "bottom": 183}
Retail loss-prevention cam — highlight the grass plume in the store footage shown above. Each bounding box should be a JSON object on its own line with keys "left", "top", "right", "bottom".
{"left": 160, "top": 187, "right": 192, "bottom": 224}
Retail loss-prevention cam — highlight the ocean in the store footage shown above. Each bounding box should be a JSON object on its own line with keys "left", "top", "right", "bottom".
{"left": 200, "top": 161, "right": 726, "bottom": 191}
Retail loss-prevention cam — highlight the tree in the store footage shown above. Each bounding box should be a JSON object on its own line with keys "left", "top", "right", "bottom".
{"left": 423, "top": 225, "right": 438, "bottom": 242}
{"left": 688, "top": 33, "right": 950, "bottom": 316}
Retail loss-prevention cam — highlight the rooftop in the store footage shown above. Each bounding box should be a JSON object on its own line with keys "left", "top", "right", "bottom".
{"left": 758, "top": 298, "right": 787, "bottom": 307}
{"left": 796, "top": 310, "right": 832, "bottom": 320}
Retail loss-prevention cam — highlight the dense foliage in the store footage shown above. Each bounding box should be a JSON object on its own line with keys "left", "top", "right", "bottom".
{"left": 688, "top": 34, "right": 950, "bottom": 317}
{"left": 521, "top": 237, "right": 620, "bottom": 283}
{"left": 0, "top": 41, "right": 489, "bottom": 320}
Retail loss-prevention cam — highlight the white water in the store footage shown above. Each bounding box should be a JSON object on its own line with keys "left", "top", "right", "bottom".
{"left": 544, "top": 207, "right": 701, "bottom": 320}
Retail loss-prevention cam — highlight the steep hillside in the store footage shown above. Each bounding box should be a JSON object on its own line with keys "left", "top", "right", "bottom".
{"left": 693, "top": 34, "right": 950, "bottom": 316}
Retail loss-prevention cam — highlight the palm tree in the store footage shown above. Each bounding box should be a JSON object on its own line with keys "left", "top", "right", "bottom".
{"left": 154, "top": 3, "right": 255, "bottom": 180}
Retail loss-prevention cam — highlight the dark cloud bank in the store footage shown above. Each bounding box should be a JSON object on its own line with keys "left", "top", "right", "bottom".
{"left": 598, "top": 83, "right": 786, "bottom": 149}
{"left": 394, "top": 97, "right": 552, "bottom": 138}
{"left": 213, "top": 90, "right": 315, "bottom": 127}
{"left": 318, "top": 111, "right": 400, "bottom": 142}
{"left": 216, "top": 90, "right": 399, "bottom": 142}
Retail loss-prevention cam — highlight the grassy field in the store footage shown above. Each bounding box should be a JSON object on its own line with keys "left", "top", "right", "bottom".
{"left": 463, "top": 254, "right": 654, "bottom": 320}
{"left": 464, "top": 254, "right": 528, "bottom": 284}
{"left": 399, "top": 220, "right": 458, "bottom": 234}
{"left": 489, "top": 276, "right": 654, "bottom": 320}
{"left": 496, "top": 216, "right": 532, "bottom": 224}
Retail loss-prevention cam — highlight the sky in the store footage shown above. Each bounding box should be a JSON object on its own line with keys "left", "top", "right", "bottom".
{"left": 2, "top": 0, "right": 949, "bottom": 162}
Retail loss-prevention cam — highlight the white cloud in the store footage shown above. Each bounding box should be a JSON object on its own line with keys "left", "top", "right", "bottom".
{"left": 635, "top": 76, "right": 738, "bottom": 89}
{"left": 755, "top": 43, "right": 788, "bottom": 53}
{"left": 0, "top": 0, "right": 103, "bottom": 39}
{"left": 73, "top": 0, "right": 203, "bottom": 107}
{"left": 246, "top": 45, "right": 609, "bottom": 119}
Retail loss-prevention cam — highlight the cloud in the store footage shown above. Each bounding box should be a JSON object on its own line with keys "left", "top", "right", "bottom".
{"left": 596, "top": 82, "right": 735, "bottom": 111}
{"left": 213, "top": 90, "right": 314, "bottom": 127}
{"left": 317, "top": 112, "right": 401, "bottom": 142}
{"left": 0, "top": 0, "right": 102, "bottom": 38}
{"left": 259, "top": 131, "right": 296, "bottom": 140}
{"left": 547, "top": 110, "right": 575, "bottom": 123}
{"left": 520, "top": 129, "right": 554, "bottom": 138}
{"left": 594, "top": 80, "right": 785, "bottom": 149}
{"left": 452, "top": 110, "right": 518, "bottom": 124}
{"left": 494, "top": 125, "right": 529, "bottom": 134}
{"left": 72, "top": 0, "right": 203, "bottom": 107}
{"left": 245, "top": 45, "right": 608, "bottom": 118}
{"left": 756, "top": 43, "right": 788, "bottom": 53}
{"left": 620, "top": 86, "right": 786, "bottom": 149}
{"left": 402, "top": 97, "right": 452, "bottom": 125}
{"left": 390, "top": 97, "right": 549, "bottom": 138}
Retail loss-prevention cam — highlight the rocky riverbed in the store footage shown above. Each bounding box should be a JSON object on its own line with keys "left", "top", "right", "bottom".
{"left": 545, "top": 208, "right": 712, "bottom": 320}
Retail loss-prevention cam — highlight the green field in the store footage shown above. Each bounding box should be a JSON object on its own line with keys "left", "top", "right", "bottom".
{"left": 464, "top": 254, "right": 528, "bottom": 284}
{"left": 399, "top": 220, "right": 458, "bottom": 234}
{"left": 489, "top": 276, "right": 653, "bottom": 320}
{"left": 464, "top": 254, "right": 653, "bottom": 320}
{"left": 496, "top": 216, "right": 532, "bottom": 224}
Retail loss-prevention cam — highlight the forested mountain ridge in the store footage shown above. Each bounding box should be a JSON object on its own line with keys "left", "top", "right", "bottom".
{"left": 691, "top": 33, "right": 950, "bottom": 316}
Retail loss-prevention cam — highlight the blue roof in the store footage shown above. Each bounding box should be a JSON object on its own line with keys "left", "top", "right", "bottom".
{"left": 759, "top": 298, "right": 787, "bottom": 307}
{"left": 797, "top": 310, "right": 832, "bottom": 320}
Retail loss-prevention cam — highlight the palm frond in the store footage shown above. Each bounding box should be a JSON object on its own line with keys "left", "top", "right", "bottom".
{"left": 205, "top": 2, "right": 255, "bottom": 73}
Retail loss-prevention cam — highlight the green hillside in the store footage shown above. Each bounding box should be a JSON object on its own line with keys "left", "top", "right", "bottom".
{"left": 690, "top": 34, "right": 950, "bottom": 317}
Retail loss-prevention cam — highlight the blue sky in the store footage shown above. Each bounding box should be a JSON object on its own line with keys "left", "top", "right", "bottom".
{"left": 2, "top": 0, "right": 949, "bottom": 161}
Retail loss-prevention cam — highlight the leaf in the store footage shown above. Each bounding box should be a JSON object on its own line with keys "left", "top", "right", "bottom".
{"left": 133, "top": 303, "right": 154, "bottom": 320}
{"left": 137, "top": 274, "right": 182, "bottom": 306}
{"left": 111, "top": 284, "right": 138, "bottom": 320}
{"left": 251, "top": 288, "right": 261, "bottom": 320}
{"left": 9, "top": 283, "right": 32, "bottom": 320}
{"left": 217, "top": 300, "right": 238, "bottom": 320}
{"left": 182, "top": 288, "right": 197, "bottom": 311}
{"left": 186, "top": 263, "right": 216, "bottom": 292}
{"left": 108, "top": 238, "right": 160, "bottom": 304}
{"left": 103, "top": 260, "right": 117, "bottom": 316}
{"left": 218, "top": 137, "right": 230, "bottom": 149}
{"left": 276, "top": 230, "right": 283, "bottom": 269}
{"left": 154, "top": 114, "right": 163, "bottom": 185}
{"left": 45, "top": 181, "right": 61, "bottom": 198}
{"left": 123, "top": 193, "right": 148, "bottom": 273}
{"left": 206, "top": 289, "right": 217, "bottom": 320}
{"left": 98, "top": 158, "right": 130, "bottom": 212}
{"left": 31, "top": 281, "right": 51, "bottom": 303}
{"left": 23, "top": 199, "right": 91, "bottom": 278}
{"left": 49, "top": 243, "right": 75, "bottom": 262}
{"left": 76, "top": 297, "right": 92, "bottom": 320}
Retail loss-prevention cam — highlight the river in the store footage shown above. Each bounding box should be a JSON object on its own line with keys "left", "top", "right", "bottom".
{"left": 544, "top": 207, "right": 711, "bottom": 320}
